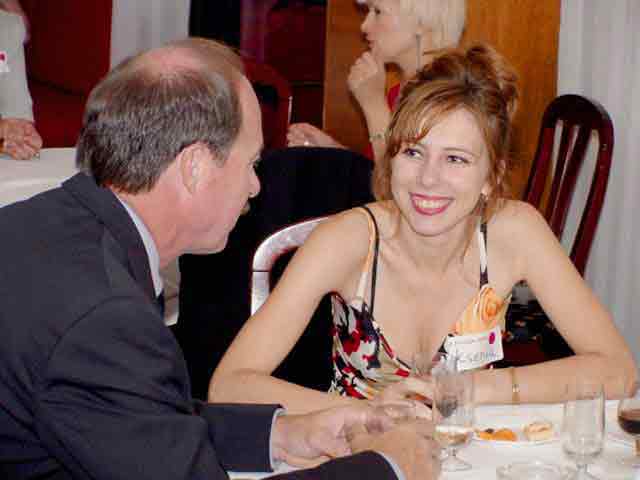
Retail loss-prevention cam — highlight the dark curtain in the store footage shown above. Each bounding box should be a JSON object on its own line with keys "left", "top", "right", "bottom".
{"left": 189, "top": 0, "right": 241, "bottom": 46}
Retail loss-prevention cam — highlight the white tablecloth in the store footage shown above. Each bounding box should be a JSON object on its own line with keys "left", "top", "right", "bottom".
{"left": 230, "top": 402, "right": 639, "bottom": 480}
{"left": 0, "top": 148, "right": 180, "bottom": 325}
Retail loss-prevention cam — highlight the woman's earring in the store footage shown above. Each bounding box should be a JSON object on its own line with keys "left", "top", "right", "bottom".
{"left": 477, "top": 193, "right": 487, "bottom": 218}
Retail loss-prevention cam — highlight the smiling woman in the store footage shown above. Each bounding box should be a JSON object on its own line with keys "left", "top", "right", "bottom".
{"left": 209, "top": 44, "right": 637, "bottom": 415}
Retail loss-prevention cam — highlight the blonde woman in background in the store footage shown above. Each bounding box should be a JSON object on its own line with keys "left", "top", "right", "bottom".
{"left": 287, "top": 0, "right": 466, "bottom": 163}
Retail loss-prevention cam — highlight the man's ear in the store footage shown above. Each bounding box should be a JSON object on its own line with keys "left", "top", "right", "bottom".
{"left": 178, "top": 143, "right": 215, "bottom": 194}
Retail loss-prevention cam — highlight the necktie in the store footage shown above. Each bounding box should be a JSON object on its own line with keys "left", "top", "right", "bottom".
{"left": 156, "top": 290, "right": 165, "bottom": 317}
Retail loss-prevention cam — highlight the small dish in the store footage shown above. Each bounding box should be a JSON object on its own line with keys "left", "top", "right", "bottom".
{"left": 497, "top": 460, "right": 574, "bottom": 480}
{"left": 474, "top": 411, "right": 559, "bottom": 445}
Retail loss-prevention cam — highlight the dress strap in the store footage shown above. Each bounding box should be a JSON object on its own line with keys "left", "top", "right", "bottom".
{"left": 477, "top": 220, "right": 489, "bottom": 287}
{"left": 353, "top": 206, "right": 380, "bottom": 314}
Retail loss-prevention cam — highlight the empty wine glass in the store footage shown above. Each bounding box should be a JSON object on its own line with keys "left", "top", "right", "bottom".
{"left": 562, "top": 379, "right": 605, "bottom": 479}
{"left": 617, "top": 381, "right": 640, "bottom": 469}
{"left": 432, "top": 360, "right": 474, "bottom": 472}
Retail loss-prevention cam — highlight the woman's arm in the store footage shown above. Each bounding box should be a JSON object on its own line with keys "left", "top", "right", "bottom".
{"left": 474, "top": 202, "right": 637, "bottom": 404}
{"left": 347, "top": 51, "right": 391, "bottom": 163}
{"left": 209, "top": 211, "right": 371, "bottom": 414}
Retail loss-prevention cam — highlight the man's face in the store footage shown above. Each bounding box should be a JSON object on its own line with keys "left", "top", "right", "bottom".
{"left": 185, "top": 76, "right": 263, "bottom": 254}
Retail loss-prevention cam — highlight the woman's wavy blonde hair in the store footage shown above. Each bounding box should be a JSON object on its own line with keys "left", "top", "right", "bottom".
{"left": 373, "top": 43, "right": 519, "bottom": 222}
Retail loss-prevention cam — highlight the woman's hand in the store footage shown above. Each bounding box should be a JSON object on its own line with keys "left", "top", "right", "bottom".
{"left": 347, "top": 51, "right": 386, "bottom": 109}
{"left": 286, "top": 122, "right": 345, "bottom": 149}
{"left": 0, "top": 118, "right": 42, "bottom": 160}
{"left": 374, "top": 377, "right": 435, "bottom": 419}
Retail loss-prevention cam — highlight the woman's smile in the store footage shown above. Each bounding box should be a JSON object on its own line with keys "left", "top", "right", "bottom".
{"left": 411, "top": 193, "right": 453, "bottom": 216}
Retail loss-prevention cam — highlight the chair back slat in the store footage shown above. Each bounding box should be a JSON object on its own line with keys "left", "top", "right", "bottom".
{"left": 524, "top": 94, "right": 614, "bottom": 275}
{"left": 250, "top": 216, "right": 328, "bottom": 314}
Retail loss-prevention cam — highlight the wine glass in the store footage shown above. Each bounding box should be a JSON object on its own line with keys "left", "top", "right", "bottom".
{"left": 562, "top": 379, "right": 605, "bottom": 479}
{"left": 411, "top": 351, "right": 446, "bottom": 407}
{"left": 617, "top": 381, "right": 640, "bottom": 468}
{"left": 432, "top": 361, "right": 474, "bottom": 472}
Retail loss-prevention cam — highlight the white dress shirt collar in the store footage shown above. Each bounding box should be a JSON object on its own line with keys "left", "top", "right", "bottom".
{"left": 115, "top": 195, "right": 163, "bottom": 297}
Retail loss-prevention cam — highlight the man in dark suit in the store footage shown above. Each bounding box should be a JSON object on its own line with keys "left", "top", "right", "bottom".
{"left": 0, "top": 38, "right": 438, "bottom": 479}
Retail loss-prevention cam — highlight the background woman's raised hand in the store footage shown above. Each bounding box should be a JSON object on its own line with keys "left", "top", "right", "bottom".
{"left": 347, "top": 51, "right": 387, "bottom": 108}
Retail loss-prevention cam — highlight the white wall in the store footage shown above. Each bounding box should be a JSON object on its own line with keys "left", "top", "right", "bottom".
{"left": 110, "top": 0, "right": 191, "bottom": 67}
{"left": 558, "top": 0, "right": 640, "bottom": 363}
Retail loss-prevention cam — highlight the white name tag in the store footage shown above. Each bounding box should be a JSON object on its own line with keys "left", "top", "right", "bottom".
{"left": 443, "top": 325, "right": 503, "bottom": 371}
{"left": 0, "top": 51, "right": 9, "bottom": 73}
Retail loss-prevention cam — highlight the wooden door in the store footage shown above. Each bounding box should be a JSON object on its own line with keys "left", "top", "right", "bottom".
{"left": 323, "top": 0, "right": 561, "bottom": 197}
{"left": 323, "top": 1, "right": 369, "bottom": 153}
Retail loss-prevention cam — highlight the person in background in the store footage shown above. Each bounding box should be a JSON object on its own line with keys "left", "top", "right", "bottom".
{"left": 0, "top": 0, "right": 42, "bottom": 160}
{"left": 286, "top": 0, "right": 465, "bottom": 163}
{"left": 210, "top": 44, "right": 637, "bottom": 414}
{"left": 0, "top": 37, "right": 440, "bottom": 480}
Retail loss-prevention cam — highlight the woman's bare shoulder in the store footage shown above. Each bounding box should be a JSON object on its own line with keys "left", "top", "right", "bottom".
{"left": 490, "top": 199, "right": 548, "bottom": 236}
{"left": 302, "top": 203, "right": 383, "bottom": 258}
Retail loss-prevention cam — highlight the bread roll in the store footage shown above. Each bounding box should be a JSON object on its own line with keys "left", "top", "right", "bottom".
{"left": 523, "top": 420, "right": 554, "bottom": 441}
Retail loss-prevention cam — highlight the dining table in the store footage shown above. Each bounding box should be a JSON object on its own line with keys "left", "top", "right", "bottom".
{"left": 229, "top": 401, "right": 639, "bottom": 480}
{"left": 0, "top": 148, "right": 180, "bottom": 325}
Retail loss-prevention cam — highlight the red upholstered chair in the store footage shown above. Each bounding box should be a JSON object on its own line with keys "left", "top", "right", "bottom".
{"left": 524, "top": 94, "right": 614, "bottom": 276}
{"left": 243, "top": 56, "right": 292, "bottom": 151}
{"left": 20, "top": 0, "right": 112, "bottom": 147}
{"left": 251, "top": 216, "right": 327, "bottom": 314}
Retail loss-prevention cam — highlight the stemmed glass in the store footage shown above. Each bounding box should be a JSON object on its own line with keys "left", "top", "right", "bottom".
{"left": 411, "top": 351, "right": 446, "bottom": 407}
{"left": 617, "top": 381, "right": 640, "bottom": 469}
{"left": 432, "top": 357, "right": 475, "bottom": 472}
{"left": 562, "top": 379, "right": 605, "bottom": 479}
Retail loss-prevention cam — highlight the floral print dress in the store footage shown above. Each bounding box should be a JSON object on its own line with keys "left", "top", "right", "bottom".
{"left": 328, "top": 206, "right": 510, "bottom": 399}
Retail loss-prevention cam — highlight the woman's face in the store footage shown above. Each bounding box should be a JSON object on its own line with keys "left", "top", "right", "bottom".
{"left": 360, "top": 0, "right": 421, "bottom": 64}
{"left": 390, "top": 108, "right": 491, "bottom": 239}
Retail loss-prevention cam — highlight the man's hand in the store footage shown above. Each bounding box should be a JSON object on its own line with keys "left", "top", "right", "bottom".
{"left": 0, "top": 118, "right": 42, "bottom": 160}
{"left": 350, "top": 421, "right": 441, "bottom": 480}
{"left": 271, "top": 404, "right": 392, "bottom": 468}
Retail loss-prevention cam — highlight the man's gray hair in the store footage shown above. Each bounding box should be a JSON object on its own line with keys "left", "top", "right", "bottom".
{"left": 76, "top": 38, "right": 244, "bottom": 193}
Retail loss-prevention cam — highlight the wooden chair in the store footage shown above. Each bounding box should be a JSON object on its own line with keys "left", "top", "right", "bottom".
{"left": 524, "top": 94, "right": 614, "bottom": 275}
{"left": 242, "top": 56, "right": 292, "bottom": 150}
{"left": 501, "top": 95, "right": 614, "bottom": 366}
{"left": 251, "top": 216, "right": 327, "bottom": 315}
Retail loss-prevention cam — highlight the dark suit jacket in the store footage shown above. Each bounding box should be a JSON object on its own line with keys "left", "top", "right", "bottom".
{"left": 0, "top": 172, "right": 394, "bottom": 480}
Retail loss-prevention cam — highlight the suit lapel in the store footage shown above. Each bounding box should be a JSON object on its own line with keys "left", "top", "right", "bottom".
{"left": 62, "top": 173, "right": 156, "bottom": 302}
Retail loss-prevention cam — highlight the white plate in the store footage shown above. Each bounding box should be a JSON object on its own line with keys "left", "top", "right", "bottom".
{"left": 474, "top": 410, "right": 559, "bottom": 445}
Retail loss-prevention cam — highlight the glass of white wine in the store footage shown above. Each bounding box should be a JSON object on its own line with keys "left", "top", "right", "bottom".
{"left": 562, "top": 379, "right": 605, "bottom": 479}
{"left": 432, "top": 359, "right": 474, "bottom": 472}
